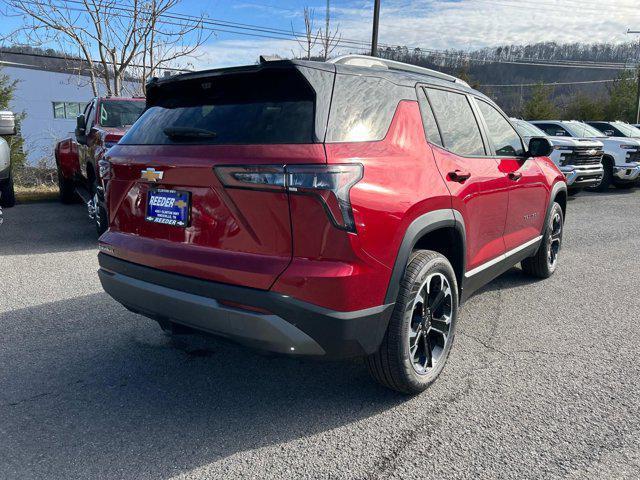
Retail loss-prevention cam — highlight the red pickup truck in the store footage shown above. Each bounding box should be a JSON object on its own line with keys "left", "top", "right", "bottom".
{"left": 55, "top": 97, "right": 145, "bottom": 234}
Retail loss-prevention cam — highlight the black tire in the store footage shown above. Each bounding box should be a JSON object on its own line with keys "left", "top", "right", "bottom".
{"left": 613, "top": 182, "right": 635, "bottom": 190}
{"left": 521, "top": 202, "right": 563, "bottom": 279}
{"left": 0, "top": 174, "right": 16, "bottom": 208}
{"left": 57, "top": 165, "right": 77, "bottom": 204}
{"left": 587, "top": 159, "right": 612, "bottom": 192}
{"left": 366, "top": 250, "right": 458, "bottom": 395}
{"left": 91, "top": 177, "right": 108, "bottom": 236}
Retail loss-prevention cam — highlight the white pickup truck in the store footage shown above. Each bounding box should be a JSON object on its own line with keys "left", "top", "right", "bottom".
{"left": 531, "top": 120, "right": 640, "bottom": 191}
{"left": 0, "top": 111, "right": 16, "bottom": 208}
{"left": 511, "top": 118, "right": 604, "bottom": 194}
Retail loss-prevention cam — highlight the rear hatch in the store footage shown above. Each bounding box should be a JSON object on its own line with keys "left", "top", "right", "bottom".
{"left": 102, "top": 62, "right": 334, "bottom": 290}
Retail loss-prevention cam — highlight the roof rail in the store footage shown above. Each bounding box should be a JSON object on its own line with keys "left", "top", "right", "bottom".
{"left": 328, "top": 54, "right": 469, "bottom": 86}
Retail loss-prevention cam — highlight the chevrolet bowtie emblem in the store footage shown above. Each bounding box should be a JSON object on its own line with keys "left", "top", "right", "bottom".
{"left": 175, "top": 200, "right": 187, "bottom": 209}
{"left": 141, "top": 168, "right": 163, "bottom": 182}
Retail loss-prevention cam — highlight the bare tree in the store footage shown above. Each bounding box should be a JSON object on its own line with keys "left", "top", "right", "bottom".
{"left": 5, "top": 0, "right": 211, "bottom": 96}
{"left": 292, "top": 7, "right": 318, "bottom": 60}
{"left": 318, "top": 0, "right": 340, "bottom": 61}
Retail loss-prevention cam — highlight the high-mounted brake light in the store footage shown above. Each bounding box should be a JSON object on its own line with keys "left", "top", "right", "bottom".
{"left": 214, "top": 164, "right": 363, "bottom": 232}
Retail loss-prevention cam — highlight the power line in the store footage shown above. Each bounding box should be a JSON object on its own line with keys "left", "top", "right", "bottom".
{"left": 52, "top": 0, "right": 639, "bottom": 68}
{"left": 480, "top": 78, "right": 621, "bottom": 87}
{"left": 9, "top": 0, "right": 640, "bottom": 71}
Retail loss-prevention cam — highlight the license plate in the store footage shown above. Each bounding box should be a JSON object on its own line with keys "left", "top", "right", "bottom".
{"left": 146, "top": 189, "right": 190, "bottom": 227}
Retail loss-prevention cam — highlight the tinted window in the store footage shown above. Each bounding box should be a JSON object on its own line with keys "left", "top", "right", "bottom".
{"left": 535, "top": 123, "right": 570, "bottom": 137}
{"left": 426, "top": 88, "right": 485, "bottom": 156}
{"left": 589, "top": 122, "right": 620, "bottom": 136}
{"left": 513, "top": 120, "right": 547, "bottom": 138}
{"left": 611, "top": 122, "right": 640, "bottom": 137}
{"left": 326, "top": 74, "right": 414, "bottom": 142}
{"left": 561, "top": 122, "right": 603, "bottom": 138}
{"left": 100, "top": 101, "right": 145, "bottom": 128}
{"left": 122, "top": 70, "right": 315, "bottom": 145}
{"left": 418, "top": 88, "right": 443, "bottom": 146}
{"left": 477, "top": 101, "right": 524, "bottom": 156}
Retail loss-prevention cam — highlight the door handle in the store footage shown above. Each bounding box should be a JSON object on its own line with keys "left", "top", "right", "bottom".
{"left": 508, "top": 172, "right": 523, "bottom": 181}
{"left": 449, "top": 170, "right": 471, "bottom": 183}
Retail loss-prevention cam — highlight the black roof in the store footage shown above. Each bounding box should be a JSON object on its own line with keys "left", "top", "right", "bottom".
{"left": 148, "top": 58, "right": 490, "bottom": 102}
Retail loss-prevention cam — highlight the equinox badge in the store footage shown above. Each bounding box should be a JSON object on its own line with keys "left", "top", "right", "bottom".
{"left": 141, "top": 167, "right": 164, "bottom": 182}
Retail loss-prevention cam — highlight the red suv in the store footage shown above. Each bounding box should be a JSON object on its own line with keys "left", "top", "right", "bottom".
{"left": 98, "top": 55, "right": 567, "bottom": 394}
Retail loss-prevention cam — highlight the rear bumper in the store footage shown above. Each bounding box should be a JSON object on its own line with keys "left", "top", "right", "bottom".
{"left": 98, "top": 253, "right": 394, "bottom": 358}
{"left": 560, "top": 165, "right": 603, "bottom": 188}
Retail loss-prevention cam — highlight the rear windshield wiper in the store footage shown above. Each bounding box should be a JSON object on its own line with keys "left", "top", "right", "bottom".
{"left": 163, "top": 127, "right": 217, "bottom": 139}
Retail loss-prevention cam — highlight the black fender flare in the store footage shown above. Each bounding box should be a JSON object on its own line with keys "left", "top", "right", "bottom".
{"left": 544, "top": 180, "right": 568, "bottom": 229}
{"left": 384, "top": 209, "right": 466, "bottom": 305}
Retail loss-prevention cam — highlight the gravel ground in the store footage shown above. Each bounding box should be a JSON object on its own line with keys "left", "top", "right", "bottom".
{"left": 1, "top": 190, "right": 639, "bottom": 480}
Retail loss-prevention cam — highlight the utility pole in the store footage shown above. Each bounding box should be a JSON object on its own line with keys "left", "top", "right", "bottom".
{"left": 627, "top": 29, "right": 640, "bottom": 123}
{"left": 371, "top": 0, "right": 381, "bottom": 57}
{"left": 324, "top": 0, "right": 330, "bottom": 59}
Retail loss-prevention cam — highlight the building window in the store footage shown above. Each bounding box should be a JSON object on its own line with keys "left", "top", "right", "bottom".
{"left": 53, "top": 102, "right": 89, "bottom": 120}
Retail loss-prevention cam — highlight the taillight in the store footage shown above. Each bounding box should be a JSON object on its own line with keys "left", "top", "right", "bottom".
{"left": 214, "top": 164, "right": 363, "bottom": 232}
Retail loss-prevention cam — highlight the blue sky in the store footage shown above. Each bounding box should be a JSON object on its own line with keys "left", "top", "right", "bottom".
{"left": 2, "top": 0, "right": 639, "bottom": 69}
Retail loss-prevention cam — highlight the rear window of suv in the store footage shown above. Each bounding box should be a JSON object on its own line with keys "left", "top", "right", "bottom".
{"left": 121, "top": 69, "right": 315, "bottom": 145}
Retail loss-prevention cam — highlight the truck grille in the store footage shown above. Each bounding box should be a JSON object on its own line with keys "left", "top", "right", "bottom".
{"left": 560, "top": 147, "right": 603, "bottom": 166}
{"left": 626, "top": 149, "right": 640, "bottom": 163}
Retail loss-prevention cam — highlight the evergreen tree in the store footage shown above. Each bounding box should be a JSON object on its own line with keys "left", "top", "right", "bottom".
{"left": 564, "top": 92, "right": 605, "bottom": 120}
{"left": 604, "top": 69, "right": 638, "bottom": 123}
{"left": 0, "top": 68, "right": 26, "bottom": 169}
{"left": 523, "top": 83, "right": 558, "bottom": 120}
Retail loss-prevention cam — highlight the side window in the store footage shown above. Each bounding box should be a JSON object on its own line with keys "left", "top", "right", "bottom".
{"left": 418, "top": 88, "right": 443, "bottom": 147}
{"left": 476, "top": 100, "right": 524, "bottom": 156}
{"left": 537, "top": 123, "right": 569, "bottom": 137}
{"left": 425, "top": 88, "right": 485, "bottom": 156}
{"left": 85, "top": 101, "right": 96, "bottom": 131}
{"left": 53, "top": 102, "right": 65, "bottom": 119}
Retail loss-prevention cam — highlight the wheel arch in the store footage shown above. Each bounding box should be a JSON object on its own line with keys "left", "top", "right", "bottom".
{"left": 546, "top": 180, "right": 568, "bottom": 226}
{"left": 384, "top": 209, "right": 466, "bottom": 305}
{"left": 602, "top": 154, "right": 615, "bottom": 168}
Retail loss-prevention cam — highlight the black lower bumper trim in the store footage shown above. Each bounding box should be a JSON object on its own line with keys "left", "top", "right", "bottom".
{"left": 98, "top": 253, "right": 394, "bottom": 358}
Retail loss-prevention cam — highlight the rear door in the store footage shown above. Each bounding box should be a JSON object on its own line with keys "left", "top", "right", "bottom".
{"left": 473, "top": 99, "right": 548, "bottom": 251}
{"left": 421, "top": 87, "right": 507, "bottom": 273}
{"left": 103, "top": 65, "right": 332, "bottom": 290}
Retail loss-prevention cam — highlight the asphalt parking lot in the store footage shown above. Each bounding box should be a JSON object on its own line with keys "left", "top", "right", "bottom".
{"left": 1, "top": 190, "right": 639, "bottom": 480}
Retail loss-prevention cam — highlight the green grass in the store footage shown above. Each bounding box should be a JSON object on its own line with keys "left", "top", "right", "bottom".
{"left": 15, "top": 185, "right": 59, "bottom": 203}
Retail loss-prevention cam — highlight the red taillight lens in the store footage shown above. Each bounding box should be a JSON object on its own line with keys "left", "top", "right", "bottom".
{"left": 214, "top": 164, "right": 363, "bottom": 232}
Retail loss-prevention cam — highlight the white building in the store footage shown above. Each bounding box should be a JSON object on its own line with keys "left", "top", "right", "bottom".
{"left": 1, "top": 51, "right": 140, "bottom": 166}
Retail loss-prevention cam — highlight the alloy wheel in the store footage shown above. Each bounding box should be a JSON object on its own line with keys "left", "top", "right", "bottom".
{"left": 547, "top": 211, "right": 562, "bottom": 268}
{"left": 408, "top": 272, "right": 453, "bottom": 375}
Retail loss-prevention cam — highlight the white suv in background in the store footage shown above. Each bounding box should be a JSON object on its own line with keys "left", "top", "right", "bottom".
{"left": 531, "top": 120, "right": 640, "bottom": 191}
{"left": 511, "top": 118, "right": 604, "bottom": 193}
{"left": 0, "top": 111, "right": 16, "bottom": 208}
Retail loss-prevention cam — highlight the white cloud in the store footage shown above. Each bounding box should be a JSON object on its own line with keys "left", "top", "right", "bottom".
{"left": 193, "top": 0, "right": 640, "bottom": 69}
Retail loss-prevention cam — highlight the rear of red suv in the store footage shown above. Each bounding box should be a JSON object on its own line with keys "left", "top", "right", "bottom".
{"left": 99, "top": 61, "right": 405, "bottom": 359}
{"left": 98, "top": 58, "right": 566, "bottom": 394}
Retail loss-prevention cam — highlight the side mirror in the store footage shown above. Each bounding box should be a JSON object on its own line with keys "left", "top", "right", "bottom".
{"left": 528, "top": 137, "right": 553, "bottom": 157}
{"left": 0, "top": 111, "right": 16, "bottom": 136}
{"left": 75, "top": 114, "right": 87, "bottom": 144}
